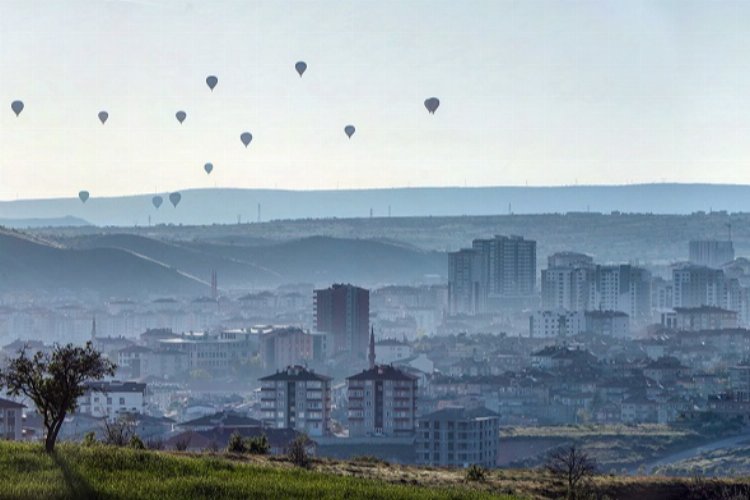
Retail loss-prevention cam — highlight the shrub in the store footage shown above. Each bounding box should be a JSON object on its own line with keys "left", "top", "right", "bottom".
{"left": 247, "top": 435, "right": 270, "bottom": 455}
{"left": 82, "top": 431, "right": 98, "bottom": 447}
{"left": 146, "top": 438, "right": 164, "bottom": 450}
{"left": 465, "top": 464, "right": 486, "bottom": 482}
{"left": 227, "top": 431, "right": 246, "bottom": 454}
{"left": 174, "top": 436, "right": 191, "bottom": 451}
{"left": 287, "top": 435, "right": 310, "bottom": 467}
{"left": 128, "top": 435, "right": 145, "bottom": 450}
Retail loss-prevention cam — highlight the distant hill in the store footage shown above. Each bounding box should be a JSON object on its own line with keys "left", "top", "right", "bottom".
{"left": 0, "top": 216, "right": 90, "bottom": 228}
{"left": 64, "top": 233, "right": 446, "bottom": 288}
{"left": 0, "top": 229, "right": 207, "bottom": 297}
{"left": 2, "top": 183, "right": 750, "bottom": 226}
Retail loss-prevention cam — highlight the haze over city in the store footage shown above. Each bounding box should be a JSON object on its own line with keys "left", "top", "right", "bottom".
{"left": 5, "top": 2, "right": 750, "bottom": 499}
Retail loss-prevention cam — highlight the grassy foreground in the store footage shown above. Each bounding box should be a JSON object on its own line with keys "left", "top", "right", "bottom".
{"left": 0, "top": 442, "right": 513, "bottom": 500}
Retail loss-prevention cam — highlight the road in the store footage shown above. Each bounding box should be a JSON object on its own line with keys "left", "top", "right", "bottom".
{"left": 634, "top": 433, "right": 750, "bottom": 475}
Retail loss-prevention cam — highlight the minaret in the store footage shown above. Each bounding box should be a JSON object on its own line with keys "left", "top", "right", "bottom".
{"left": 368, "top": 326, "right": 376, "bottom": 369}
{"left": 90, "top": 316, "right": 97, "bottom": 340}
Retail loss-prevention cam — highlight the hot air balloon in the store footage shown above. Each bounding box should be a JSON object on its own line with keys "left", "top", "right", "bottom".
{"left": 152, "top": 195, "right": 163, "bottom": 209}
{"left": 78, "top": 191, "right": 90, "bottom": 203}
{"left": 206, "top": 75, "right": 218, "bottom": 91}
{"left": 424, "top": 97, "right": 440, "bottom": 114}
{"left": 240, "top": 132, "right": 253, "bottom": 147}
{"left": 295, "top": 61, "right": 307, "bottom": 77}
{"left": 169, "top": 192, "right": 181, "bottom": 207}
{"left": 11, "top": 100, "right": 23, "bottom": 117}
{"left": 344, "top": 125, "right": 356, "bottom": 139}
{"left": 204, "top": 163, "right": 213, "bottom": 174}
{"left": 175, "top": 111, "right": 186, "bottom": 124}
{"left": 98, "top": 111, "right": 109, "bottom": 124}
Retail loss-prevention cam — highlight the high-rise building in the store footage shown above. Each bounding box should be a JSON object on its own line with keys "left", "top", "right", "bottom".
{"left": 672, "top": 264, "right": 739, "bottom": 310}
{"left": 347, "top": 364, "right": 418, "bottom": 437}
{"left": 541, "top": 252, "right": 596, "bottom": 311}
{"left": 259, "top": 365, "right": 332, "bottom": 437}
{"left": 689, "top": 240, "right": 735, "bottom": 268}
{"left": 314, "top": 284, "right": 369, "bottom": 360}
{"left": 473, "top": 235, "right": 536, "bottom": 298}
{"left": 448, "top": 235, "right": 536, "bottom": 313}
{"left": 448, "top": 249, "right": 483, "bottom": 314}
{"left": 593, "top": 265, "right": 652, "bottom": 322}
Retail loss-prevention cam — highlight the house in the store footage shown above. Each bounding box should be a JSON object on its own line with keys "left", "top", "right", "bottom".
{"left": 77, "top": 381, "right": 147, "bottom": 420}
{"left": 0, "top": 398, "right": 24, "bottom": 441}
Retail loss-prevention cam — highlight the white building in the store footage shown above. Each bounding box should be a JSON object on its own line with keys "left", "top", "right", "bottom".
{"left": 77, "top": 381, "right": 147, "bottom": 420}
{"left": 375, "top": 339, "right": 413, "bottom": 364}
{"left": 0, "top": 398, "right": 24, "bottom": 441}
{"left": 529, "top": 310, "right": 584, "bottom": 338}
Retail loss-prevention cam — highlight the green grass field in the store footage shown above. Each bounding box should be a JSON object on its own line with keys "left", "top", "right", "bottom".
{"left": 0, "top": 442, "right": 514, "bottom": 500}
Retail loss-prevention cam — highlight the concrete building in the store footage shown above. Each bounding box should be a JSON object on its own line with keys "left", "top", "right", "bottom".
{"left": 156, "top": 330, "right": 255, "bottom": 375}
{"left": 77, "top": 381, "right": 147, "bottom": 420}
{"left": 259, "top": 366, "right": 332, "bottom": 437}
{"left": 416, "top": 407, "right": 499, "bottom": 468}
{"left": 584, "top": 310, "right": 630, "bottom": 337}
{"left": 473, "top": 235, "right": 537, "bottom": 299}
{"left": 672, "top": 265, "right": 740, "bottom": 311}
{"left": 314, "top": 284, "right": 370, "bottom": 361}
{"left": 541, "top": 252, "right": 596, "bottom": 311}
{"left": 374, "top": 339, "right": 413, "bottom": 364}
{"left": 260, "top": 326, "right": 314, "bottom": 371}
{"left": 347, "top": 364, "right": 418, "bottom": 437}
{"left": 593, "top": 265, "right": 652, "bottom": 323}
{"left": 0, "top": 398, "right": 24, "bottom": 441}
{"left": 449, "top": 235, "right": 537, "bottom": 314}
{"left": 690, "top": 240, "right": 735, "bottom": 269}
{"left": 529, "top": 310, "right": 584, "bottom": 338}
{"left": 448, "top": 248, "right": 483, "bottom": 315}
{"left": 661, "top": 306, "right": 739, "bottom": 331}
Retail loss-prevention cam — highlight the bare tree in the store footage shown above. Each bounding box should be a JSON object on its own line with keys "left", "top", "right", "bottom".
{"left": 102, "top": 416, "right": 136, "bottom": 446}
{"left": 0, "top": 342, "right": 116, "bottom": 453}
{"left": 545, "top": 445, "right": 597, "bottom": 500}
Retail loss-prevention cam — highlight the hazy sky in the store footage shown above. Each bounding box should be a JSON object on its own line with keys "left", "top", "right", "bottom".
{"left": 2, "top": 0, "right": 750, "bottom": 200}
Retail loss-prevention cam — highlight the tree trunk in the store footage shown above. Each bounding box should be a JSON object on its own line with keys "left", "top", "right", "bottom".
{"left": 45, "top": 429, "right": 56, "bottom": 453}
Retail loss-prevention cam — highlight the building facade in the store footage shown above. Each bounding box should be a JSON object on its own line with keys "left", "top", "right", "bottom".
{"left": 347, "top": 365, "right": 418, "bottom": 437}
{"left": 259, "top": 366, "right": 332, "bottom": 437}
{"left": 0, "top": 398, "right": 24, "bottom": 441}
{"left": 77, "top": 381, "right": 147, "bottom": 420}
{"left": 416, "top": 407, "right": 499, "bottom": 468}
{"left": 314, "top": 284, "right": 370, "bottom": 360}
{"left": 689, "top": 240, "right": 735, "bottom": 269}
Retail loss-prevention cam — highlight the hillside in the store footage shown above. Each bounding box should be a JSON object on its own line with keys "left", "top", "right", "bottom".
{"left": 0, "top": 442, "right": 747, "bottom": 500}
{"left": 3, "top": 184, "right": 750, "bottom": 227}
{"left": 61, "top": 234, "right": 446, "bottom": 288}
{"left": 33, "top": 210, "right": 750, "bottom": 271}
{"left": 0, "top": 230, "right": 207, "bottom": 297}
{"left": 0, "top": 442, "right": 508, "bottom": 500}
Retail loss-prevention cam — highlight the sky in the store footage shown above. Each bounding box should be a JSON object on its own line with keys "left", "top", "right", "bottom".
{"left": 2, "top": 0, "right": 750, "bottom": 200}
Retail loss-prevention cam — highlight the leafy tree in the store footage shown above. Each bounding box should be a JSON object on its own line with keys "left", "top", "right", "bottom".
{"left": 0, "top": 342, "right": 116, "bottom": 453}
{"left": 545, "top": 446, "right": 597, "bottom": 500}
{"left": 227, "top": 430, "right": 247, "bottom": 454}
